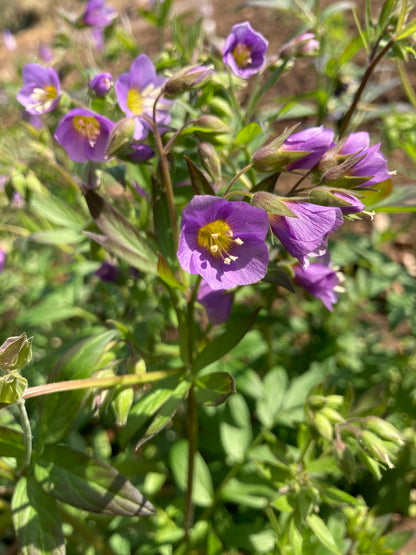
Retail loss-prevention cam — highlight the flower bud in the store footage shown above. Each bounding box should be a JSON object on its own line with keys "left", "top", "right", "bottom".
{"left": 279, "top": 33, "right": 319, "bottom": 60}
{"left": 251, "top": 192, "right": 297, "bottom": 217}
{"left": 359, "top": 430, "right": 394, "bottom": 468}
{"left": 105, "top": 118, "right": 136, "bottom": 158}
{"left": 162, "top": 65, "right": 213, "bottom": 97}
{"left": 308, "top": 394, "right": 327, "bottom": 410}
{"left": 320, "top": 407, "right": 344, "bottom": 424}
{"left": 335, "top": 440, "right": 356, "bottom": 482}
{"left": 314, "top": 412, "right": 333, "bottom": 441}
{"left": 326, "top": 395, "right": 344, "bottom": 409}
{"left": 89, "top": 72, "right": 114, "bottom": 97}
{"left": 252, "top": 136, "right": 307, "bottom": 173}
{"left": 193, "top": 115, "right": 232, "bottom": 134}
{"left": 364, "top": 416, "right": 406, "bottom": 446}
{"left": 0, "top": 333, "right": 32, "bottom": 373}
{"left": 198, "top": 142, "right": 221, "bottom": 183}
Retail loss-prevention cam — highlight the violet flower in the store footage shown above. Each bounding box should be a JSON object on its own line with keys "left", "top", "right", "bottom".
{"left": 281, "top": 126, "right": 335, "bottom": 170}
{"left": 89, "top": 72, "right": 114, "bottom": 97}
{"left": 0, "top": 248, "right": 5, "bottom": 273}
{"left": 294, "top": 257, "right": 340, "bottom": 310}
{"left": 82, "top": 0, "right": 116, "bottom": 28}
{"left": 2, "top": 29, "right": 16, "bottom": 51}
{"left": 197, "top": 279, "right": 234, "bottom": 324}
{"left": 178, "top": 195, "right": 269, "bottom": 290}
{"left": 17, "top": 64, "right": 60, "bottom": 115}
{"left": 279, "top": 32, "right": 319, "bottom": 59}
{"left": 333, "top": 191, "right": 365, "bottom": 214}
{"left": 223, "top": 21, "right": 268, "bottom": 78}
{"left": 123, "top": 143, "right": 155, "bottom": 163}
{"left": 339, "top": 131, "right": 390, "bottom": 187}
{"left": 115, "top": 54, "right": 171, "bottom": 140}
{"left": 269, "top": 201, "right": 343, "bottom": 267}
{"left": 54, "top": 108, "right": 115, "bottom": 163}
{"left": 95, "top": 261, "right": 121, "bottom": 282}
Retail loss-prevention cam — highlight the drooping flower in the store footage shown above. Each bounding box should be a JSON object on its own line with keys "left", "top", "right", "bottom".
{"left": 17, "top": 64, "right": 60, "bottom": 115}
{"left": 115, "top": 54, "right": 171, "bottom": 140}
{"left": 338, "top": 132, "right": 391, "bottom": 188}
{"left": 178, "top": 195, "right": 269, "bottom": 290}
{"left": 89, "top": 72, "right": 114, "bottom": 97}
{"left": 332, "top": 191, "right": 365, "bottom": 214}
{"left": 223, "top": 21, "right": 268, "bottom": 78}
{"left": 197, "top": 279, "right": 234, "bottom": 324}
{"left": 280, "top": 126, "right": 335, "bottom": 170}
{"left": 279, "top": 32, "right": 319, "bottom": 59}
{"left": 82, "top": 0, "right": 117, "bottom": 28}
{"left": 294, "top": 255, "right": 341, "bottom": 310}
{"left": 54, "top": 108, "right": 115, "bottom": 163}
{"left": 123, "top": 143, "right": 155, "bottom": 163}
{"left": 269, "top": 201, "right": 343, "bottom": 267}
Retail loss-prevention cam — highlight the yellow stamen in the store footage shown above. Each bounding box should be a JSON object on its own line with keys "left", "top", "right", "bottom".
{"left": 197, "top": 219, "right": 243, "bottom": 264}
{"left": 127, "top": 88, "right": 143, "bottom": 115}
{"left": 232, "top": 43, "right": 253, "bottom": 68}
{"left": 73, "top": 116, "right": 101, "bottom": 147}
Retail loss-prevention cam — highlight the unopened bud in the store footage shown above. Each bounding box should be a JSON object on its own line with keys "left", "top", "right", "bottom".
{"left": 364, "top": 416, "right": 406, "bottom": 446}
{"left": 0, "top": 333, "right": 32, "bottom": 373}
{"left": 252, "top": 192, "right": 297, "bottom": 217}
{"left": 360, "top": 430, "right": 395, "bottom": 468}
{"left": 308, "top": 394, "right": 327, "bottom": 410}
{"left": 321, "top": 407, "right": 344, "bottom": 424}
{"left": 163, "top": 65, "right": 214, "bottom": 97}
{"left": 279, "top": 33, "right": 319, "bottom": 60}
{"left": 198, "top": 142, "right": 221, "bottom": 182}
{"left": 105, "top": 118, "right": 136, "bottom": 158}
{"left": 314, "top": 412, "right": 333, "bottom": 441}
{"left": 193, "top": 115, "right": 232, "bottom": 134}
{"left": 326, "top": 395, "right": 344, "bottom": 409}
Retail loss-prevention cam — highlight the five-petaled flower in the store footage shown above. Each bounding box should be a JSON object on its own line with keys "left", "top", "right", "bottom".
{"left": 115, "top": 54, "right": 171, "bottom": 140}
{"left": 269, "top": 201, "right": 343, "bottom": 267}
{"left": 82, "top": 0, "right": 117, "bottom": 28}
{"left": 17, "top": 64, "right": 60, "bottom": 115}
{"left": 223, "top": 21, "right": 268, "bottom": 79}
{"left": 54, "top": 108, "right": 115, "bottom": 163}
{"left": 178, "top": 195, "right": 269, "bottom": 290}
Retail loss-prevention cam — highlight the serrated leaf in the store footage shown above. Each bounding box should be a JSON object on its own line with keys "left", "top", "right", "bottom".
{"left": 37, "top": 330, "right": 117, "bottom": 445}
{"left": 35, "top": 445, "right": 155, "bottom": 516}
{"left": 135, "top": 380, "right": 190, "bottom": 450}
{"left": 12, "top": 477, "right": 65, "bottom": 555}
{"left": 192, "top": 309, "right": 260, "bottom": 372}
{"left": 83, "top": 188, "right": 157, "bottom": 274}
{"left": 0, "top": 426, "right": 24, "bottom": 458}
{"left": 306, "top": 514, "right": 342, "bottom": 555}
{"left": 169, "top": 439, "right": 214, "bottom": 507}
{"left": 195, "top": 371, "right": 235, "bottom": 406}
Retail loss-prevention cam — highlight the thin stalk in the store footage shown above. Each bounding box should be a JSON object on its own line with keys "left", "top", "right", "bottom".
{"left": 23, "top": 369, "right": 181, "bottom": 400}
{"left": 16, "top": 399, "right": 32, "bottom": 473}
{"left": 338, "top": 37, "right": 395, "bottom": 139}
{"left": 184, "top": 385, "right": 198, "bottom": 543}
{"left": 287, "top": 167, "right": 314, "bottom": 196}
{"left": 223, "top": 164, "right": 253, "bottom": 196}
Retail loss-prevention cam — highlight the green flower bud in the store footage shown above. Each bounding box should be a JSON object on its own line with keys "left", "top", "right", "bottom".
{"left": 0, "top": 333, "right": 32, "bottom": 373}
{"left": 326, "top": 395, "right": 344, "bottom": 409}
{"left": 193, "top": 115, "right": 232, "bottom": 134}
{"left": 198, "top": 142, "right": 222, "bottom": 183}
{"left": 364, "top": 416, "right": 406, "bottom": 446}
{"left": 0, "top": 371, "right": 28, "bottom": 408}
{"left": 314, "top": 412, "right": 333, "bottom": 441}
{"left": 359, "top": 430, "right": 395, "bottom": 469}
{"left": 321, "top": 407, "right": 344, "bottom": 424}
{"left": 105, "top": 118, "right": 136, "bottom": 158}
{"left": 308, "top": 394, "right": 327, "bottom": 410}
{"left": 251, "top": 192, "right": 297, "bottom": 217}
{"left": 162, "top": 65, "right": 213, "bottom": 97}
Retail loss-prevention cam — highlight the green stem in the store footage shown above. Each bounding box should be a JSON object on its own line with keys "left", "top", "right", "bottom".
{"left": 23, "top": 369, "right": 181, "bottom": 400}
{"left": 338, "top": 37, "right": 395, "bottom": 139}
{"left": 16, "top": 399, "right": 32, "bottom": 473}
{"left": 223, "top": 164, "right": 253, "bottom": 196}
{"left": 184, "top": 385, "right": 198, "bottom": 544}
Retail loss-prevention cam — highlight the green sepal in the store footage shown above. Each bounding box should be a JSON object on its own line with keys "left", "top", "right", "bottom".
{"left": 0, "top": 333, "right": 32, "bottom": 372}
{"left": 0, "top": 372, "right": 28, "bottom": 409}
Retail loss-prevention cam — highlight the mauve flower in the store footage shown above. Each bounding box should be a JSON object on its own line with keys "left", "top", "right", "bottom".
{"left": 178, "top": 195, "right": 269, "bottom": 290}
{"left": 89, "top": 72, "right": 114, "bottom": 97}
{"left": 17, "top": 64, "right": 60, "bottom": 115}
{"left": 281, "top": 126, "right": 335, "bottom": 170}
{"left": 197, "top": 279, "right": 234, "bottom": 324}
{"left": 223, "top": 21, "right": 268, "bottom": 78}
{"left": 115, "top": 54, "right": 171, "bottom": 140}
{"left": 294, "top": 258, "right": 340, "bottom": 311}
{"left": 123, "top": 143, "right": 155, "bottom": 163}
{"left": 39, "top": 43, "right": 54, "bottom": 63}
{"left": 54, "top": 108, "right": 115, "bottom": 163}
{"left": 332, "top": 191, "right": 364, "bottom": 214}
{"left": 0, "top": 248, "right": 5, "bottom": 273}
{"left": 269, "top": 201, "right": 343, "bottom": 267}
{"left": 83, "top": 0, "right": 116, "bottom": 28}
{"left": 339, "top": 132, "right": 390, "bottom": 187}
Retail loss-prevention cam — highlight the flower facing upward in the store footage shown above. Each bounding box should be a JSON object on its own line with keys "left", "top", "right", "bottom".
{"left": 178, "top": 195, "right": 269, "bottom": 290}
{"left": 17, "top": 64, "right": 60, "bottom": 115}
{"left": 269, "top": 201, "right": 343, "bottom": 267}
{"left": 223, "top": 22, "right": 268, "bottom": 78}
{"left": 89, "top": 72, "right": 114, "bottom": 97}
{"left": 54, "top": 108, "right": 115, "bottom": 163}
{"left": 115, "top": 54, "right": 171, "bottom": 140}
{"left": 83, "top": 0, "right": 117, "bottom": 28}
{"left": 338, "top": 132, "right": 390, "bottom": 187}
{"left": 294, "top": 258, "right": 340, "bottom": 311}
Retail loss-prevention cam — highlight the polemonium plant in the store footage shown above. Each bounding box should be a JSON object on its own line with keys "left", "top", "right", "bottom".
{"left": 294, "top": 257, "right": 341, "bottom": 310}
{"left": 197, "top": 279, "right": 234, "bottom": 324}
{"left": 89, "top": 72, "right": 114, "bottom": 97}
{"left": 17, "top": 64, "right": 60, "bottom": 115}
{"left": 223, "top": 21, "right": 268, "bottom": 78}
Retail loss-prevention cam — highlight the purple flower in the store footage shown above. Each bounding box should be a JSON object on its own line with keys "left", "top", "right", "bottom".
{"left": 269, "top": 201, "right": 343, "bottom": 267}
{"left": 83, "top": 0, "right": 116, "bottom": 28}
{"left": 17, "top": 64, "right": 60, "bottom": 115}
{"left": 279, "top": 32, "right": 319, "bottom": 59}
{"left": 197, "top": 280, "right": 234, "bottom": 324}
{"left": 115, "top": 54, "right": 171, "bottom": 140}
{"left": 95, "top": 261, "right": 120, "bottom": 282}
{"left": 281, "top": 126, "right": 335, "bottom": 170}
{"left": 294, "top": 257, "right": 340, "bottom": 310}
{"left": 39, "top": 43, "right": 54, "bottom": 63}
{"left": 0, "top": 248, "right": 6, "bottom": 273}
{"left": 332, "top": 191, "right": 364, "bottom": 214}
{"left": 54, "top": 108, "right": 115, "bottom": 162}
{"left": 178, "top": 195, "right": 269, "bottom": 290}
{"left": 2, "top": 29, "right": 16, "bottom": 51}
{"left": 223, "top": 22, "right": 268, "bottom": 78}
{"left": 89, "top": 72, "right": 114, "bottom": 97}
{"left": 338, "top": 132, "right": 390, "bottom": 187}
{"left": 123, "top": 143, "right": 155, "bottom": 163}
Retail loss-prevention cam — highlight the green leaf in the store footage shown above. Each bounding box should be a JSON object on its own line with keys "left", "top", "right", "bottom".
{"left": 195, "top": 371, "right": 235, "bottom": 406}
{"left": 377, "top": 0, "right": 398, "bottom": 34}
{"left": 135, "top": 379, "right": 190, "bottom": 450}
{"left": 37, "top": 330, "right": 117, "bottom": 445}
{"left": 383, "top": 530, "right": 414, "bottom": 551}
{"left": 35, "top": 445, "right": 155, "bottom": 516}
{"left": 157, "top": 253, "right": 185, "bottom": 289}
{"left": 318, "top": 485, "right": 365, "bottom": 507}
{"left": 192, "top": 309, "right": 260, "bottom": 372}
{"left": 306, "top": 514, "right": 342, "bottom": 555}
{"left": 153, "top": 179, "right": 177, "bottom": 265}
{"left": 30, "top": 194, "right": 85, "bottom": 230}
{"left": 235, "top": 123, "right": 262, "bottom": 146}
{"left": 29, "top": 229, "right": 84, "bottom": 245}
{"left": 0, "top": 333, "right": 32, "bottom": 372}
{"left": 169, "top": 439, "right": 214, "bottom": 507}
{"left": 262, "top": 266, "right": 295, "bottom": 292}
{"left": 0, "top": 426, "right": 24, "bottom": 458}
{"left": 220, "top": 394, "right": 252, "bottom": 463}
{"left": 221, "top": 476, "right": 276, "bottom": 509}
{"left": 83, "top": 188, "right": 157, "bottom": 274}
{"left": 185, "top": 156, "right": 215, "bottom": 195}
{"left": 256, "top": 367, "right": 288, "bottom": 428}
{"left": 11, "top": 476, "right": 65, "bottom": 555}
{"left": 359, "top": 178, "right": 393, "bottom": 207}
{"left": 397, "top": 17, "right": 416, "bottom": 40}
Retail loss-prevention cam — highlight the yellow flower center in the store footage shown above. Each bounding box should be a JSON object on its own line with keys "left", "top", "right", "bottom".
{"left": 232, "top": 43, "right": 253, "bottom": 68}
{"left": 28, "top": 85, "right": 58, "bottom": 113}
{"left": 127, "top": 88, "right": 143, "bottom": 115}
{"left": 197, "top": 219, "right": 244, "bottom": 265}
{"left": 73, "top": 116, "right": 101, "bottom": 147}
